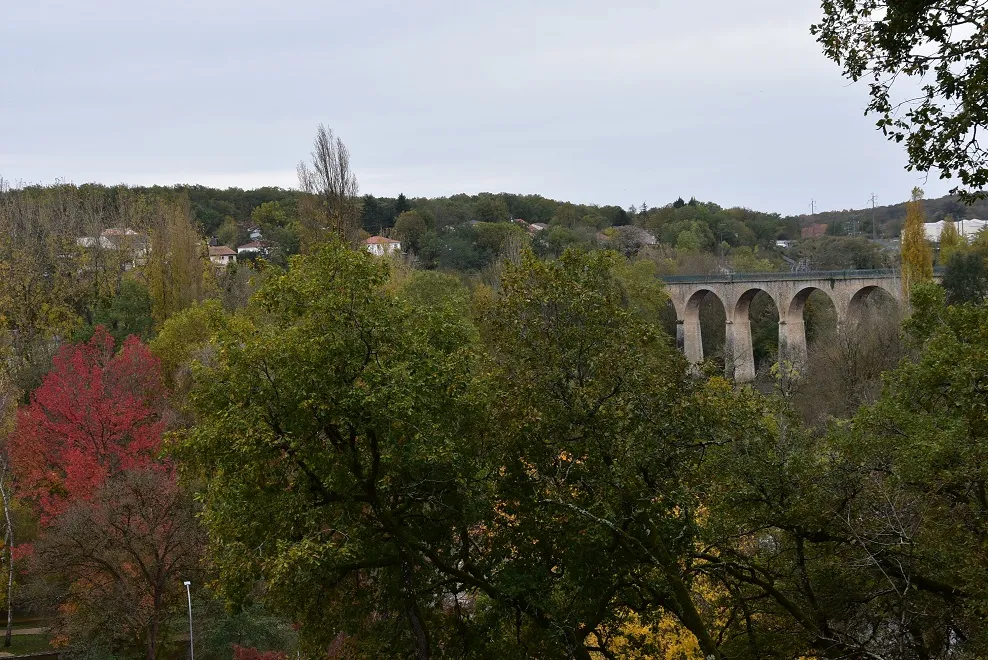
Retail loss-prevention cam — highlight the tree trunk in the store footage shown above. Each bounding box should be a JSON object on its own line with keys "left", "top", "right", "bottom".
{"left": 148, "top": 589, "right": 162, "bottom": 660}
{"left": 655, "top": 543, "right": 722, "bottom": 660}
{"left": 148, "top": 616, "right": 158, "bottom": 660}
{"left": 400, "top": 554, "right": 431, "bottom": 660}
{"left": 0, "top": 460, "right": 14, "bottom": 648}
{"left": 571, "top": 641, "right": 594, "bottom": 660}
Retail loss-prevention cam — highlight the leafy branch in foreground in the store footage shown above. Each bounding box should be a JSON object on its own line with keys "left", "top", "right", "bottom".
{"left": 813, "top": 0, "right": 988, "bottom": 201}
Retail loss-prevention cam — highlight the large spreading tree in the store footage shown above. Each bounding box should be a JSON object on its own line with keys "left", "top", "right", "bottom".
{"left": 179, "top": 242, "right": 484, "bottom": 657}
{"left": 179, "top": 242, "right": 764, "bottom": 658}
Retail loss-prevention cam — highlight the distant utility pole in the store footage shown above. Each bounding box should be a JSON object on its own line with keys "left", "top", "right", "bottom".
{"left": 810, "top": 199, "right": 817, "bottom": 217}
{"left": 870, "top": 193, "right": 878, "bottom": 239}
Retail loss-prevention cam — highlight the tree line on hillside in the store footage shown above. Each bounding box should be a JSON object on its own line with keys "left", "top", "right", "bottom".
{"left": 179, "top": 180, "right": 988, "bottom": 252}
{"left": 0, "top": 168, "right": 911, "bottom": 403}
{"left": 5, "top": 175, "right": 929, "bottom": 282}
{"left": 81, "top": 176, "right": 988, "bottom": 268}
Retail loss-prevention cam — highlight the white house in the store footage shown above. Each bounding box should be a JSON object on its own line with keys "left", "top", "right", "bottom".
{"left": 76, "top": 227, "right": 147, "bottom": 253}
{"left": 363, "top": 236, "right": 401, "bottom": 256}
{"left": 76, "top": 228, "right": 149, "bottom": 269}
{"left": 208, "top": 245, "right": 237, "bottom": 267}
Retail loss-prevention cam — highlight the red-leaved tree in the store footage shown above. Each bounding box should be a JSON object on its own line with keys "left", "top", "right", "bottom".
{"left": 10, "top": 326, "right": 166, "bottom": 521}
{"left": 9, "top": 327, "right": 203, "bottom": 660}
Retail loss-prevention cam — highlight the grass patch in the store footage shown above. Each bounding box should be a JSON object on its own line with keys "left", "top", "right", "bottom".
{"left": 0, "top": 634, "right": 52, "bottom": 656}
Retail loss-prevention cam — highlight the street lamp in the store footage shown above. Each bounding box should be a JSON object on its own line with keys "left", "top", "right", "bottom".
{"left": 184, "top": 580, "right": 195, "bottom": 660}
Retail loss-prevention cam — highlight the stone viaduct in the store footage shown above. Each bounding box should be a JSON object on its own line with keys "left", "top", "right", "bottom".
{"left": 661, "top": 270, "right": 910, "bottom": 382}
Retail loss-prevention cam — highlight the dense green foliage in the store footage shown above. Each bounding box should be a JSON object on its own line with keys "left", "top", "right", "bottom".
{"left": 788, "top": 235, "right": 884, "bottom": 270}
{"left": 943, "top": 250, "right": 988, "bottom": 305}
{"left": 165, "top": 237, "right": 988, "bottom": 659}
{"left": 178, "top": 242, "right": 482, "bottom": 656}
{"left": 177, "top": 244, "right": 765, "bottom": 658}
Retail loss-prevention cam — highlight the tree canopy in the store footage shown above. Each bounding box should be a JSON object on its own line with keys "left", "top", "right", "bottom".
{"left": 178, "top": 243, "right": 766, "bottom": 658}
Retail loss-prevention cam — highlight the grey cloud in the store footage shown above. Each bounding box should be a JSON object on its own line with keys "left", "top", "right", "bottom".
{"left": 0, "top": 0, "right": 951, "bottom": 214}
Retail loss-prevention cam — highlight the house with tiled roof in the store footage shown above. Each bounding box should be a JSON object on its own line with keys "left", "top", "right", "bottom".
{"left": 363, "top": 236, "right": 401, "bottom": 256}
{"left": 208, "top": 245, "right": 237, "bottom": 267}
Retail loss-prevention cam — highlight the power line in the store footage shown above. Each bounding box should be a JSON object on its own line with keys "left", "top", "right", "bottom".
{"left": 869, "top": 193, "right": 878, "bottom": 239}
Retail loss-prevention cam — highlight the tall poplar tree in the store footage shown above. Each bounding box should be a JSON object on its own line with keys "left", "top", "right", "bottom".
{"left": 138, "top": 194, "right": 211, "bottom": 326}
{"left": 901, "top": 187, "right": 933, "bottom": 296}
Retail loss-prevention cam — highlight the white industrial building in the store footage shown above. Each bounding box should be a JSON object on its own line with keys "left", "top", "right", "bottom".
{"left": 922, "top": 219, "right": 988, "bottom": 243}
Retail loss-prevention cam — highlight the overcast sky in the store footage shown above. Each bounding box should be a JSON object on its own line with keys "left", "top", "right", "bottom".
{"left": 0, "top": 0, "right": 951, "bottom": 216}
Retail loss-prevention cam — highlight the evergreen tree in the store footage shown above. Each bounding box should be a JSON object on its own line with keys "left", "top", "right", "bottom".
{"left": 393, "top": 192, "right": 410, "bottom": 217}
{"left": 360, "top": 194, "right": 383, "bottom": 234}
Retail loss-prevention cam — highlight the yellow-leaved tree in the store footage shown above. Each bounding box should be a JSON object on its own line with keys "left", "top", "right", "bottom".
{"left": 901, "top": 187, "right": 933, "bottom": 296}
{"left": 133, "top": 193, "right": 213, "bottom": 326}
{"left": 937, "top": 216, "right": 964, "bottom": 266}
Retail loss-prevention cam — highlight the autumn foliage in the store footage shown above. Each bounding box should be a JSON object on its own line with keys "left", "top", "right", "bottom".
{"left": 9, "top": 326, "right": 167, "bottom": 522}
{"left": 7, "top": 327, "right": 204, "bottom": 660}
{"left": 901, "top": 187, "right": 934, "bottom": 296}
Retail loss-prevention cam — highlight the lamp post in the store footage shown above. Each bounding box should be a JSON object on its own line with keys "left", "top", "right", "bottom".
{"left": 184, "top": 580, "right": 195, "bottom": 660}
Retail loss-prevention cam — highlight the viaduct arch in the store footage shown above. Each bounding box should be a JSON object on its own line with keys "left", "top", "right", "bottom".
{"left": 663, "top": 270, "right": 910, "bottom": 382}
